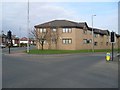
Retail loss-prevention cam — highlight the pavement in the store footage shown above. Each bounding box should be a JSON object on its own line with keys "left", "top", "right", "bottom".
{"left": 2, "top": 48, "right": 118, "bottom": 88}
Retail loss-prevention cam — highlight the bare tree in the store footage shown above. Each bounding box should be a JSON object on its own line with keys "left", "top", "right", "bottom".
{"left": 31, "top": 27, "right": 61, "bottom": 50}
{"left": 51, "top": 28, "right": 60, "bottom": 49}
{"left": 31, "top": 28, "right": 48, "bottom": 50}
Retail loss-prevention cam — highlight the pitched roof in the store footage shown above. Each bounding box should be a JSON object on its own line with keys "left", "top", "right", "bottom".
{"left": 34, "top": 20, "right": 88, "bottom": 29}
{"left": 88, "top": 27, "right": 109, "bottom": 35}
{"left": 34, "top": 19, "right": 119, "bottom": 36}
{"left": 20, "top": 37, "right": 28, "bottom": 41}
{"left": 0, "top": 34, "right": 7, "bottom": 38}
{"left": 116, "top": 34, "right": 120, "bottom": 37}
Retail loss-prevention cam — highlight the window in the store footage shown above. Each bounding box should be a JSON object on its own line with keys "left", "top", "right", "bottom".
{"left": 94, "top": 34, "right": 98, "bottom": 38}
{"left": 89, "top": 39, "right": 92, "bottom": 43}
{"left": 106, "top": 42, "right": 108, "bottom": 46}
{"left": 52, "top": 28, "right": 56, "bottom": 32}
{"left": 62, "top": 39, "right": 72, "bottom": 44}
{"left": 37, "top": 28, "right": 40, "bottom": 32}
{"left": 83, "top": 30, "right": 87, "bottom": 34}
{"left": 40, "top": 39, "right": 46, "bottom": 44}
{"left": 94, "top": 42, "right": 98, "bottom": 46}
{"left": 51, "top": 37, "right": 57, "bottom": 43}
{"left": 40, "top": 28, "right": 46, "bottom": 33}
{"left": 83, "top": 39, "right": 87, "bottom": 44}
{"left": 43, "top": 28, "right": 46, "bottom": 32}
{"left": 62, "top": 28, "right": 72, "bottom": 33}
{"left": 66, "top": 28, "right": 68, "bottom": 32}
{"left": 40, "top": 28, "right": 43, "bottom": 33}
{"left": 68, "top": 28, "right": 72, "bottom": 33}
{"left": 101, "top": 42, "right": 103, "bottom": 45}
{"left": 88, "top": 30, "right": 92, "bottom": 34}
{"left": 83, "top": 39, "right": 91, "bottom": 44}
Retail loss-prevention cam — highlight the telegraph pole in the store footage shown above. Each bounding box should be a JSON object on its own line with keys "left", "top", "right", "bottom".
{"left": 92, "top": 15, "right": 96, "bottom": 52}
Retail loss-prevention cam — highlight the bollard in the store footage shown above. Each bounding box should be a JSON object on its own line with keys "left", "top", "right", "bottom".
{"left": 106, "top": 52, "right": 111, "bottom": 61}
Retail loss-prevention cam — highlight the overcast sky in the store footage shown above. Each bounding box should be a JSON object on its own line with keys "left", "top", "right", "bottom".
{"left": 1, "top": 1, "right": 119, "bottom": 37}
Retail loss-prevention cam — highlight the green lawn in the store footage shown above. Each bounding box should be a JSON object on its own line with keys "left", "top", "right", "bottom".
{"left": 27, "top": 49, "right": 119, "bottom": 54}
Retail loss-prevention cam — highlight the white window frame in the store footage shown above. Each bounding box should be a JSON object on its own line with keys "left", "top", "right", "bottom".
{"left": 52, "top": 28, "right": 56, "bottom": 32}
{"left": 62, "top": 39, "right": 72, "bottom": 44}
{"left": 83, "top": 30, "right": 87, "bottom": 34}
{"left": 40, "top": 28, "right": 43, "bottom": 33}
{"left": 83, "top": 39, "right": 87, "bottom": 44}
{"left": 39, "top": 28, "right": 47, "bottom": 33}
{"left": 63, "top": 28, "right": 66, "bottom": 33}
{"left": 62, "top": 28, "right": 72, "bottom": 33}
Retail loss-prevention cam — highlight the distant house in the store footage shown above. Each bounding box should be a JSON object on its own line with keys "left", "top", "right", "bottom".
{"left": 20, "top": 37, "right": 28, "bottom": 44}
{"left": 0, "top": 34, "right": 7, "bottom": 46}
{"left": 20, "top": 37, "right": 34, "bottom": 45}
{"left": 12, "top": 35, "right": 19, "bottom": 46}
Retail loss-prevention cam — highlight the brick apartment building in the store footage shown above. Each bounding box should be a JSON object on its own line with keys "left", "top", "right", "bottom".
{"left": 34, "top": 20, "right": 120, "bottom": 50}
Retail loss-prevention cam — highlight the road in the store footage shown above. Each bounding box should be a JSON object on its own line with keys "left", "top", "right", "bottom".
{"left": 2, "top": 47, "right": 118, "bottom": 88}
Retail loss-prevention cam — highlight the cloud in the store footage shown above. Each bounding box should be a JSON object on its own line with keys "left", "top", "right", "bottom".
{"left": 29, "top": 2, "right": 76, "bottom": 25}
{"left": 2, "top": 2, "right": 118, "bottom": 37}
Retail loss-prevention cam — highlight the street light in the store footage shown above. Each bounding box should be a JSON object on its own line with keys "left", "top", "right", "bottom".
{"left": 27, "top": 0, "right": 30, "bottom": 53}
{"left": 92, "top": 15, "right": 96, "bottom": 52}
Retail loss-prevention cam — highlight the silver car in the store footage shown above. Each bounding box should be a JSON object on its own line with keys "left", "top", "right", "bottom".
{"left": 0, "top": 44, "right": 6, "bottom": 48}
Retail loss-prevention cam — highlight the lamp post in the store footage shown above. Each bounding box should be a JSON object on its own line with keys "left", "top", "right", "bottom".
{"left": 27, "top": 0, "right": 30, "bottom": 53}
{"left": 92, "top": 15, "right": 96, "bottom": 52}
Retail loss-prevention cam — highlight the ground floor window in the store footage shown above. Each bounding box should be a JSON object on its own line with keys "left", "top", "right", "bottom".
{"left": 62, "top": 39, "right": 72, "bottom": 44}
{"left": 83, "top": 39, "right": 92, "bottom": 44}
{"left": 106, "top": 42, "right": 108, "bottom": 46}
{"left": 83, "top": 39, "right": 87, "bottom": 44}
{"left": 94, "top": 42, "right": 98, "bottom": 46}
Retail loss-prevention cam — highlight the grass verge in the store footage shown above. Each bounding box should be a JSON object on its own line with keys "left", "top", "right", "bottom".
{"left": 27, "top": 49, "right": 119, "bottom": 54}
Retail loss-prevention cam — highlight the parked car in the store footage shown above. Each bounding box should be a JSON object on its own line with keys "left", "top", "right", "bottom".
{"left": 0, "top": 44, "right": 6, "bottom": 48}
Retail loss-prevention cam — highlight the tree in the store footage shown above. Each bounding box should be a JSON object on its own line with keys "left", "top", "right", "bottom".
{"left": 31, "top": 28, "right": 48, "bottom": 50}
{"left": 31, "top": 27, "right": 61, "bottom": 50}
{"left": 51, "top": 28, "right": 60, "bottom": 49}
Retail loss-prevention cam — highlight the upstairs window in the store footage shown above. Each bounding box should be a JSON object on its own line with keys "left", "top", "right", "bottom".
{"left": 40, "top": 28, "right": 46, "bottom": 33}
{"left": 88, "top": 30, "right": 92, "bottom": 34}
{"left": 62, "top": 28, "right": 72, "bottom": 33}
{"left": 83, "top": 30, "right": 87, "bottom": 34}
{"left": 94, "top": 34, "right": 98, "bottom": 38}
{"left": 52, "top": 28, "right": 56, "bottom": 32}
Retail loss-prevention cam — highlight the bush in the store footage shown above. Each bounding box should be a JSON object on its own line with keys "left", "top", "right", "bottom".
{"left": 20, "top": 43, "right": 27, "bottom": 47}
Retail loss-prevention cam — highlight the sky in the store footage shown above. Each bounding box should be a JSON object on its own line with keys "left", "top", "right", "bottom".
{"left": 1, "top": 1, "right": 119, "bottom": 37}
